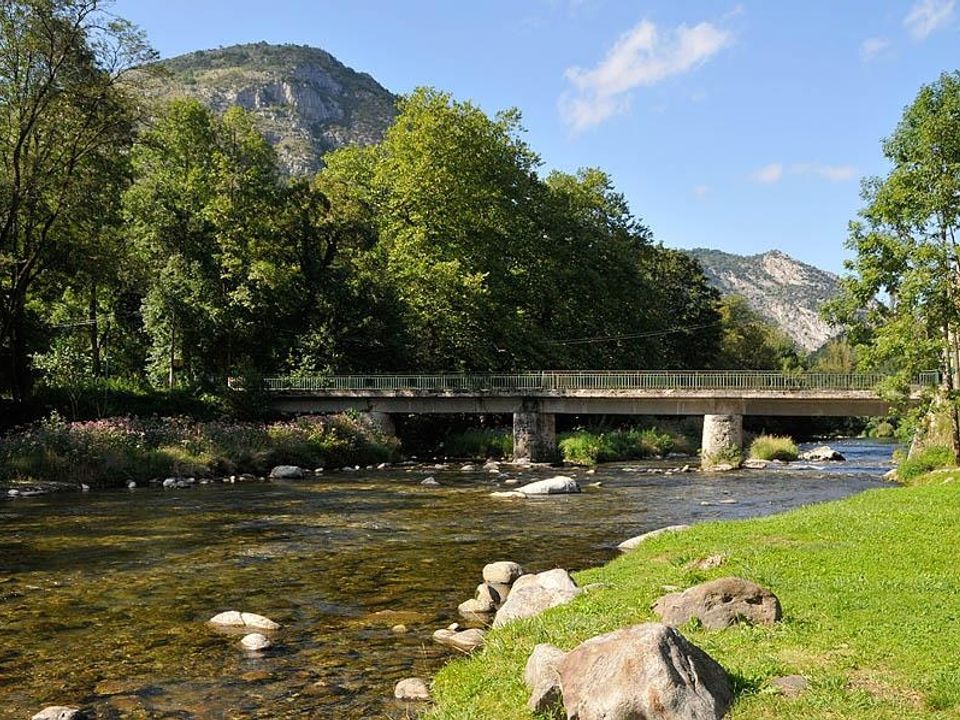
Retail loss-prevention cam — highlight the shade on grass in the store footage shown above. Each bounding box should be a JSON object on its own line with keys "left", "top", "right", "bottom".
{"left": 428, "top": 475, "right": 960, "bottom": 719}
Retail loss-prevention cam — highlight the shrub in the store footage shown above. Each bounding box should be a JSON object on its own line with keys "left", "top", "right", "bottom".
{"left": 559, "top": 431, "right": 604, "bottom": 465}
{"left": 442, "top": 428, "right": 513, "bottom": 459}
{"left": 749, "top": 434, "right": 799, "bottom": 461}
{"left": 559, "top": 428, "right": 679, "bottom": 465}
{"left": 897, "top": 445, "right": 956, "bottom": 483}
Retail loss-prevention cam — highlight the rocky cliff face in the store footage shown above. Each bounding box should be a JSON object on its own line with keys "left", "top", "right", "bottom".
{"left": 685, "top": 248, "right": 841, "bottom": 353}
{"left": 140, "top": 43, "right": 397, "bottom": 175}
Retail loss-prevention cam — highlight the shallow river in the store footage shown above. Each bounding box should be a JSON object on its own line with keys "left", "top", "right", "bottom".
{"left": 0, "top": 439, "right": 895, "bottom": 719}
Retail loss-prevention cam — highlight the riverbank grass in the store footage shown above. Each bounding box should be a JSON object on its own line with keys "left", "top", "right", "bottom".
{"left": 428, "top": 478, "right": 960, "bottom": 719}
{"left": 558, "top": 428, "right": 689, "bottom": 465}
{"left": 749, "top": 434, "right": 799, "bottom": 461}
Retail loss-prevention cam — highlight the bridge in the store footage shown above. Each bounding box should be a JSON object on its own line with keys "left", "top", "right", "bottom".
{"left": 246, "top": 371, "right": 937, "bottom": 465}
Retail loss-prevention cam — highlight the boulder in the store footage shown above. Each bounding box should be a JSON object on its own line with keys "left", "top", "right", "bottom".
{"left": 421, "top": 477, "right": 440, "bottom": 486}
{"left": 32, "top": 709, "right": 83, "bottom": 720}
{"left": 394, "top": 677, "right": 430, "bottom": 701}
{"left": 482, "top": 561, "right": 524, "bottom": 585}
{"left": 517, "top": 476, "right": 581, "bottom": 495}
{"left": 742, "top": 459, "right": 768, "bottom": 470}
{"left": 162, "top": 478, "right": 177, "bottom": 489}
{"left": 432, "top": 627, "right": 485, "bottom": 652}
{"left": 557, "top": 623, "right": 733, "bottom": 720}
{"left": 488, "top": 582, "right": 512, "bottom": 603}
{"left": 653, "top": 577, "right": 782, "bottom": 630}
{"left": 458, "top": 597, "right": 494, "bottom": 617}
{"left": 269, "top": 465, "right": 305, "bottom": 479}
{"left": 799, "top": 446, "right": 845, "bottom": 462}
{"left": 493, "top": 568, "right": 582, "bottom": 627}
{"left": 209, "top": 611, "right": 281, "bottom": 631}
{"left": 524, "top": 643, "right": 566, "bottom": 714}
{"left": 240, "top": 633, "right": 272, "bottom": 651}
{"left": 618, "top": 525, "right": 691, "bottom": 552}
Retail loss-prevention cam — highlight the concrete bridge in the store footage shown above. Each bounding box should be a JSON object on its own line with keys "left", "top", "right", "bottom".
{"left": 248, "top": 371, "right": 936, "bottom": 464}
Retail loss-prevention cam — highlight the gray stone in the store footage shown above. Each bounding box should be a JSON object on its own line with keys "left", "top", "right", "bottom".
{"left": 162, "top": 478, "right": 177, "bottom": 488}
{"left": 490, "top": 490, "right": 527, "bottom": 499}
{"left": 701, "top": 414, "right": 743, "bottom": 471}
{"left": 458, "top": 597, "right": 494, "bottom": 617}
{"left": 432, "top": 627, "right": 485, "bottom": 652}
{"left": 493, "top": 568, "right": 581, "bottom": 627}
{"left": 517, "top": 475, "right": 580, "bottom": 496}
{"left": 269, "top": 465, "right": 305, "bottom": 479}
{"left": 742, "top": 459, "right": 768, "bottom": 470}
{"left": 420, "top": 477, "right": 440, "bottom": 486}
{"left": 209, "top": 611, "right": 281, "bottom": 631}
{"left": 394, "top": 677, "right": 430, "bottom": 701}
{"left": 477, "top": 582, "right": 502, "bottom": 608}
{"left": 31, "top": 709, "right": 82, "bottom": 720}
{"left": 240, "top": 632, "right": 272, "bottom": 651}
{"left": 558, "top": 623, "right": 733, "bottom": 720}
{"left": 618, "top": 525, "right": 691, "bottom": 552}
{"left": 653, "top": 577, "right": 782, "bottom": 630}
{"left": 800, "top": 446, "right": 845, "bottom": 462}
{"left": 524, "top": 643, "right": 566, "bottom": 714}
{"left": 772, "top": 674, "right": 809, "bottom": 697}
{"left": 482, "top": 560, "right": 524, "bottom": 585}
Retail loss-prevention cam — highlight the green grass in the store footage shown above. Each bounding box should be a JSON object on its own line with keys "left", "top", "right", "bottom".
{"left": 443, "top": 428, "right": 513, "bottom": 459}
{"left": 749, "top": 434, "right": 800, "bottom": 461}
{"left": 558, "top": 428, "right": 688, "bottom": 465}
{"left": 897, "top": 446, "right": 956, "bottom": 484}
{"left": 428, "top": 476, "right": 960, "bottom": 719}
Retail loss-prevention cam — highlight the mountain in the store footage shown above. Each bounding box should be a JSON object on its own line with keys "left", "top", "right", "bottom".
{"left": 685, "top": 248, "right": 841, "bottom": 353}
{"left": 139, "top": 43, "right": 397, "bottom": 175}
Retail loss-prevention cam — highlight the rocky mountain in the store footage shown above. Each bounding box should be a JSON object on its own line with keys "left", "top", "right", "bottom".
{"left": 685, "top": 248, "right": 841, "bottom": 353}
{"left": 138, "top": 43, "right": 397, "bottom": 175}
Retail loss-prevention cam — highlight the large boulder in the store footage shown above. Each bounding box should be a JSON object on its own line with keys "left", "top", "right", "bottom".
{"left": 557, "top": 623, "right": 733, "bottom": 720}
{"left": 482, "top": 560, "right": 524, "bottom": 585}
{"left": 799, "top": 446, "right": 845, "bottom": 462}
{"left": 493, "top": 568, "right": 582, "bottom": 627}
{"left": 32, "top": 709, "right": 83, "bottom": 720}
{"left": 618, "top": 525, "right": 691, "bottom": 552}
{"left": 524, "top": 643, "right": 567, "bottom": 713}
{"left": 653, "top": 577, "right": 782, "bottom": 630}
{"left": 518, "top": 476, "right": 581, "bottom": 495}
{"left": 269, "top": 465, "right": 306, "bottom": 479}
{"left": 208, "top": 611, "right": 281, "bottom": 631}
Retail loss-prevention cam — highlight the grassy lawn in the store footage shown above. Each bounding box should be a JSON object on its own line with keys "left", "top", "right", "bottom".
{"left": 428, "top": 472, "right": 960, "bottom": 719}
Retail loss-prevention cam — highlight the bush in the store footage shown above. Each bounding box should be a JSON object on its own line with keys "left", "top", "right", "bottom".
{"left": 442, "top": 428, "right": 513, "bottom": 459}
{"left": 559, "top": 431, "right": 604, "bottom": 465}
{"left": 559, "top": 428, "right": 680, "bottom": 465}
{"left": 897, "top": 445, "right": 956, "bottom": 483}
{"left": 749, "top": 434, "right": 799, "bottom": 461}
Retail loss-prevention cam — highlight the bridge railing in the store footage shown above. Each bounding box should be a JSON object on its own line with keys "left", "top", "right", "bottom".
{"left": 250, "top": 371, "right": 941, "bottom": 393}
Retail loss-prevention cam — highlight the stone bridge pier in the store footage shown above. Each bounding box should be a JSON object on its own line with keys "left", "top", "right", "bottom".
{"left": 513, "top": 401, "right": 558, "bottom": 463}
{"left": 701, "top": 413, "right": 743, "bottom": 469}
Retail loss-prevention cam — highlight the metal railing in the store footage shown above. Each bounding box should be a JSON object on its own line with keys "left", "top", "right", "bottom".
{"left": 245, "top": 371, "right": 940, "bottom": 393}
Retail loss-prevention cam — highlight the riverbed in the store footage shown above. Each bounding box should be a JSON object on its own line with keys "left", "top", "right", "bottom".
{"left": 0, "top": 439, "right": 895, "bottom": 719}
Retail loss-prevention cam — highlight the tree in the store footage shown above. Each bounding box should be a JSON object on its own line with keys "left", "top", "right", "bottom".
{"left": 827, "top": 71, "right": 960, "bottom": 458}
{"left": 0, "top": 0, "right": 154, "bottom": 399}
{"left": 713, "top": 295, "right": 801, "bottom": 370}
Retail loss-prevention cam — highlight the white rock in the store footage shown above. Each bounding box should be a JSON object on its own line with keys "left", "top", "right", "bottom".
{"left": 482, "top": 561, "right": 524, "bottom": 585}
{"left": 432, "top": 627, "right": 485, "bottom": 652}
{"left": 80, "top": 484, "right": 90, "bottom": 492}
{"left": 127, "top": 481, "right": 137, "bottom": 489}
{"left": 208, "top": 610, "right": 280, "bottom": 630}
{"left": 269, "top": 465, "right": 305, "bottom": 479}
{"left": 240, "top": 632, "right": 272, "bottom": 651}
{"left": 490, "top": 490, "right": 526, "bottom": 499}
{"left": 517, "top": 476, "right": 580, "bottom": 495}
{"left": 7, "top": 489, "right": 20, "bottom": 497}
{"left": 394, "top": 677, "right": 430, "bottom": 700}
{"left": 31, "top": 707, "right": 82, "bottom": 720}
{"left": 618, "top": 525, "right": 691, "bottom": 552}
{"left": 162, "top": 478, "right": 178, "bottom": 489}
{"left": 493, "top": 569, "right": 582, "bottom": 627}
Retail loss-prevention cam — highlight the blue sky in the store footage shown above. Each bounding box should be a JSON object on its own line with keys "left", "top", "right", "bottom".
{"left": 112, "top": 0, "right": 959, "bottom": 273}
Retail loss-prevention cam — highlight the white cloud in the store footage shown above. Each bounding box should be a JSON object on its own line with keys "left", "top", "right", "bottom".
{"left": 860, "top": 36, "right": 890, "bottom": 61}
{"left": 904, "top": 0, "right": 955, "bottom": 40}
{"left": 752, "top": 163, "right": 783, "bottom": 184}
{"left": 792, "top": 163, "right": 857, "bottom": 182}
{"left": 560, "top": 19, "right": 731, "bottom": 131}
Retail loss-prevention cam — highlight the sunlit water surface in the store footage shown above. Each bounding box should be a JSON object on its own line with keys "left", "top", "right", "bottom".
{"left": 0, "top": 439, "right": 896, "bottom": 718}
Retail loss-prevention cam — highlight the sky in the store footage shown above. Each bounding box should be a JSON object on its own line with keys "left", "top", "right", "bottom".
{"left": 111, "top": 0, "right": 960, "bottom": 274}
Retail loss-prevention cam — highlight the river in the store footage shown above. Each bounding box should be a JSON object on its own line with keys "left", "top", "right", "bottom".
{"left": 0, "top": 438, "right": 895, "bottom": 719}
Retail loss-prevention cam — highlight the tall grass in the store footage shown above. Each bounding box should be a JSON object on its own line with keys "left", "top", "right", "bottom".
{"left": 748, "top": 434, "right": 799, "bottom": 461}
{"left": 897, "top": 445, "right": 956, "bottom": 483}
{"left": 442, "top": 428, "right": 513, "bottom": 459}
{"left": 559, "top": 428, "right": 687, "bottom": 465}
{"left": 0, "top": 413, "right": 400, "bottom": 488}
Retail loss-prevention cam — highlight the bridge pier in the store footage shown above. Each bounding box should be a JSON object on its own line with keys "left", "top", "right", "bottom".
{"left": 701, "top": 414, "right": 743, "bottom": 470}
{"left": 513, "top": 407, "right": 557, "bottom": 463}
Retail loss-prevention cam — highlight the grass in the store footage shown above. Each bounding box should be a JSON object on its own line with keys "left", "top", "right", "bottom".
{"left": 0, "top": 412, "right": 400, "bottom": 488}
{"left": 558, "top": 428, "right": 690, "bottom": 465}
{"left": 427, "top": 476, "right": 960, "bottom": 719}
{"left": 749, "top": 434, "right": 800, "bottom": 461}
{"left": 896, "top": 445, "right": 956, "bottom": 484}
{"left": 443, "top": 428, "right": 513, "bottom": 459}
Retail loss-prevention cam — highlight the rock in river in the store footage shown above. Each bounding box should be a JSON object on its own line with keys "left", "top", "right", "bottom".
{"left": 482, "top": 560, "right": 524, "bottom": 585}
{"left": 209, "top": 611, "right": 281, "bottom": 631}
{"left": 240, "top": 633, "right": 272, "bottom": 651}
{"left": 269, "top": 465, "right": 305, "bottom": 479}
{"left": 618, "top": 525, "right": 691, "bottom": 552}
{"left": 32, "top": 708, "right": 83, "bottom": 720}
{"left": 653, "top": 577, "right": 782, "bottom": 630}
{"left": 799, "top": 445, "right": 845, "bottom": 462}
{"left": 555, "top": 623, "right": 733, "bottom": 720}
{"left": 394, "top": 677, "right": 431, "bottom": 701}
{"left": 517, "top": 475, "right": 581, "bottom": 495}
{"left": 493, "top": 568, "right": 581, "bottom": 627}
{"left": 432, "top": 627, "right": 485, "bottom": 653}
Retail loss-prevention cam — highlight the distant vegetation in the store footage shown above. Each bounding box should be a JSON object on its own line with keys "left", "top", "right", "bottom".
{"left": 558, "top": 428, "right": 689, "bottom": 465}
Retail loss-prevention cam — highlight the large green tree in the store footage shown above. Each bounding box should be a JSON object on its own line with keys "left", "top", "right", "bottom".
{"left": 0, "top": 0, "right": 153, "bottom": 399}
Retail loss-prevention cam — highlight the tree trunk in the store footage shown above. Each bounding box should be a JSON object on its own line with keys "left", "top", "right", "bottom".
{"left": 89, "top": 284, "right": 101, "bottom": 377}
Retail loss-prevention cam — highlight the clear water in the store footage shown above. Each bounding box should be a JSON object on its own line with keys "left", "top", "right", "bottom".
{"left": 0, "top": 439, "right": 895, "bottom": 719}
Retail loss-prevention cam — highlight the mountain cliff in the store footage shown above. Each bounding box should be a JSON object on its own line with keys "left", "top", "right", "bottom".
{"left": 139, "top": 43, "right": 397, "bottom": 175}
{"left": 685, "top": 248, "right": 841, "bottom": 353}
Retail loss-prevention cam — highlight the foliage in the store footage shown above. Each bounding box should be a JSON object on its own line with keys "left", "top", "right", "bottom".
{"left": 442, "top": 428, "right": 513, "bottom": 459}
{"left": 713, "top": 295, "right": 802, "bottom": 371}
{"left": 0, "top": 413, "right": 399, "bottom": 488}
{"left": 748, "top": 434, "right": 799, "bottom": 461}
{"left": 428, "top": 480, "right": 960, "bottom": 719}
{"left": 558, "top": 428, "right": 680, "bottom": 465}
{"left": 897, "top": 446, "right": 956, "bottom": 483}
